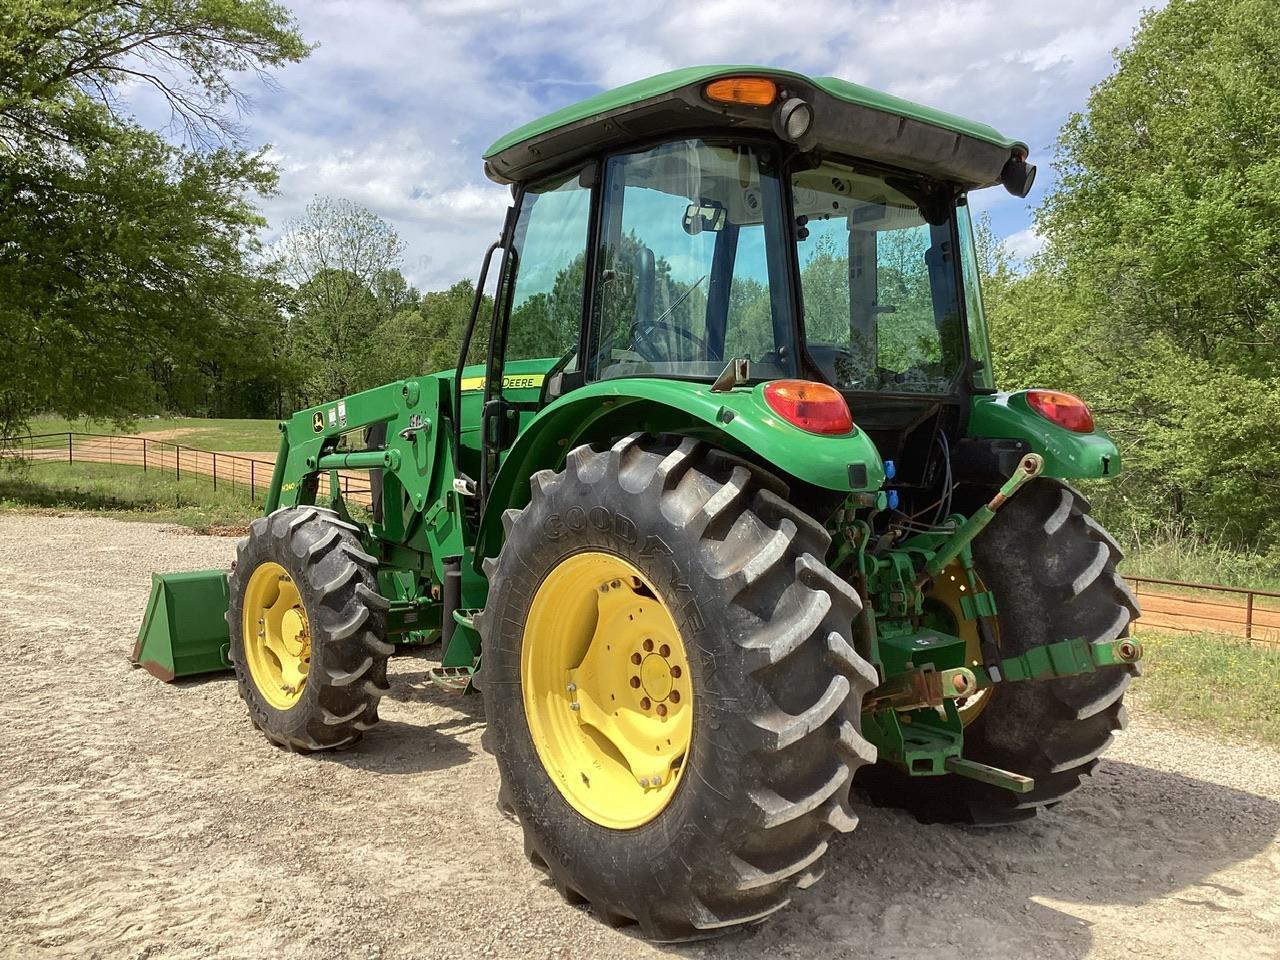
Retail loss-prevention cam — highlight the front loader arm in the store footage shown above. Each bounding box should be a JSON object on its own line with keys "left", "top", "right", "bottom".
{"left": 268, "top": 379, "right": 418, "bottom": 514}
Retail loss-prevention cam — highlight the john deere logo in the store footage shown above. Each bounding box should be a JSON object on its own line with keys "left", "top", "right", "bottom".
{"left": 312, "top": 412, "right": 324, "bottom": 432}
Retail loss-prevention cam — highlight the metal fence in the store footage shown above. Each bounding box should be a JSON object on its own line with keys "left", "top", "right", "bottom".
{"left": 2, "top": 431, "right": 373, "bottom": 505}
{"left": 1126, "top": 575, "right": 1280, "bottom": 646}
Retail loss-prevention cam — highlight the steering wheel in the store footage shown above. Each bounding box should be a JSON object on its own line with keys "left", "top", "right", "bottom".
{"left": 630, "top": 319, "right": 710, "bottom": 363}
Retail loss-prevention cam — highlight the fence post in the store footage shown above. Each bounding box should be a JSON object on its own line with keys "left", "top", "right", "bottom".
{"left": 212, "top": 452, "right": 217, "bottom": 491}
{"left": 1245, "top": 592, "right": 1255, "bottom": 641}
{"left": 67, "top": 433, "right": 72, "bottom": 463}
{"left": 250, "top": 460, "right": 255, "bottom": 500}
{"left": 142, "top": 438, "right": 147, "bottom": 472}
{"left": 176, "top": 447, "right": 180, "bottom": 482}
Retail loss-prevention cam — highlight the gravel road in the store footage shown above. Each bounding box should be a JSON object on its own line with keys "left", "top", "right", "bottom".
{"left": 1, "top": 514, "right": 1277, "bottom": 960}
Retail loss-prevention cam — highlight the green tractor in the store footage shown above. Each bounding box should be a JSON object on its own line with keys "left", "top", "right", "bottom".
{"left": 134, "top": 66, "right": 1141, "bottom": 940}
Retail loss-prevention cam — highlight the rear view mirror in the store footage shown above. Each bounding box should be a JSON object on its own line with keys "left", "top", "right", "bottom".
{"left": 1000, "top": 156, "right": 1037, "bottom": 198}
{"left": 683, "top": 201, "right": 727, "bottom": 235}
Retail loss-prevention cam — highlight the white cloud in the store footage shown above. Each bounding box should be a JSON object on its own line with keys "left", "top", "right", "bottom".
{"left": 211, "top": 0, "right": 1162, "bottom": 289}
{"left": 1004, "top": 227, "right": 1046, "bottom": 263}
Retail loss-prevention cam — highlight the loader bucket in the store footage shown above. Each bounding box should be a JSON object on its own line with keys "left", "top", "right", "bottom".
{"left": 131, "top": 570, "right": 233, "bottom": 681}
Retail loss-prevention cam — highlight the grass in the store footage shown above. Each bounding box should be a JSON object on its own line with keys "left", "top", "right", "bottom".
{"left": 1118, "top": 519, "right": 1280, "bottom": 593}
{"left": 21, "top": 414, "right": 282, "bottom": 452}
{"left": 1131, "top": 631, "right": 1280, "bottom": 747}
{"left": 0, "top": 461, "right": 260, "bottom": 532}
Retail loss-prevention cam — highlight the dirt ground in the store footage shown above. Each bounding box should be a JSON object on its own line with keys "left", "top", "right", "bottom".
{"left": 1, "top": 514, "right": 1277, "bottom": 960}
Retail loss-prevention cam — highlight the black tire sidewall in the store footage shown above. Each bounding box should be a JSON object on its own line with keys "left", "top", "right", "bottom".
{"left": 227, "top": 508, "right": 388, "bottom": 750}
{"left": 483, "top": 485, "right": 771, "bottom": 908}
{"left": 228, "top": 522, "right": 330, "bottom": 741}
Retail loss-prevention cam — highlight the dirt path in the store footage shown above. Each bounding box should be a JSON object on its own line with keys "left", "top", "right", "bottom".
{"left": 133, "top": 427, "right": 222, "bottom": 444}
{"left": 0, "top": 514, "right": 1277, "bottom": 960}
{"left": 1133, "top": 589, "right": 1280, "bottom": 644}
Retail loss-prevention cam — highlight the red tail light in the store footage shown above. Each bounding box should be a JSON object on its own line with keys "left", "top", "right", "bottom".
{"left": 763, "top": 380, "right": 854, "bottom": 435}
{"left": 1026, "top": 390, "right": 1094, "bottom": 433}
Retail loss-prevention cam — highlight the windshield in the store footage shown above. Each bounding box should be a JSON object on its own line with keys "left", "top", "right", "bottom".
{"left": 587, "top": 139, "right": 798, "bottom": 382}
{"left": 792, "top": 160, "right": 966, "bottom": 394}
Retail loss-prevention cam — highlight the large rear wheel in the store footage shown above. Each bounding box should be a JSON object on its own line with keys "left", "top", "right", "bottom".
{"left": 858, "top": 479, "right": 1139, "bottom": 823}
{"left": 478, "top": 434, "right": 878, "bottom": 940}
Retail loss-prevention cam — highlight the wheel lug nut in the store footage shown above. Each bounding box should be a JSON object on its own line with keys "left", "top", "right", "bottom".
{"left": 629, "top": 676, "right": 641, "bottom": 688}
{"left": 670, "top": 665, "right": 682, "bottom": 678}
{"left": 569, "top": 702, "right": 580, "bottom": 711}
{"left": 643, "top": 639, "right": 654, "bottom": 652}
{"left": 640, "top": 697, "right": 651, "bottom": 710}
{"left": 656, "top": 704, "right": 667, "bottom": 717}
{"left": 669, "top": 690, "right": 680, "bottom": 703}
{"left": 659, "top": 644, "right": 670, "bottom": 657}
{"left": 610, "top": 579, "right": 622, "bottom": 589}
{"left": 630, "top": 653, "right": 642, "bottom": 665}
{"left": 651, "top": 774, "right": 661, "bottom": 786}
{"left": 639, "top": 777, "right": 650, "bottom": 788}
{"left": 566, "top": 682, "right": 577, "bottom": 693}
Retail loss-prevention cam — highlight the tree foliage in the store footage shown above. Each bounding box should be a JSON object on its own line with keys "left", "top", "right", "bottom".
{"left": 988, "top": 0, "right": 1280, "bottom": 549}
{"left": 0, "top": 0, "right": 307, "bottom": 438}
{"left": 277, "top": 196, "right": 409, "bottom": 403}
{"left": 0, "top": 0, "right": 310, "bottom": 149}
{"left": 366, "top": 280, "right": 481, "bottom": 385}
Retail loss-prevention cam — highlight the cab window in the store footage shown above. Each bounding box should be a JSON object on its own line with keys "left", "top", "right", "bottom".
{"left": 587, "top": 139, "right": 798, "bottom": 382}
{"left": 505, "top": 171, "right": 592, "bottom": 364}
{"left": 793, "top": 159, "right": 965, "bottom": 394}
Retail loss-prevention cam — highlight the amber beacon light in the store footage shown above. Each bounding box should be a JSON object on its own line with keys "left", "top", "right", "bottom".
{"left": 705, "top": 76, "right": 778, "bottom": 106}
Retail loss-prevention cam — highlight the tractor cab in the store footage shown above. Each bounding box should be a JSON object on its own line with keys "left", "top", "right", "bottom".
{"left": 469, "top": 66, "right": 1036, "bottom": 498}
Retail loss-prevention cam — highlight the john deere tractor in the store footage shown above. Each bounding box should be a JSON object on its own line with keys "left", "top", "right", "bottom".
{"left": 134, "top": 66, "right": 1140, "bottom": 940}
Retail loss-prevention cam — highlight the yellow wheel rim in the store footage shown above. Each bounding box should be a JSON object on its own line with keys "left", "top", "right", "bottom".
{"left": 242, "top": 562, "right": 311, "bottom": 710}
{"left": 924, "top": 562, "right": 997, "bottom": 727}
{"left": 521, "top": 552, "right": 693, "bottom": 830}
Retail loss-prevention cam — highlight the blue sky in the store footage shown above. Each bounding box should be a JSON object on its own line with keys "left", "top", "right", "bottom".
{"left": 178, "top": 0, "right": 1163, "bottom": 290}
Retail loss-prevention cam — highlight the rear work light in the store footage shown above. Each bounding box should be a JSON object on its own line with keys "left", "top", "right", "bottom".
{"left": 763, "top": 380, "right": 854, "bottom": 435}
{"left": 1026, "top": 390, "right": 1095, "bottom": 433}
{"left": 705, "top": 76, "right": 778, "bottom": 107}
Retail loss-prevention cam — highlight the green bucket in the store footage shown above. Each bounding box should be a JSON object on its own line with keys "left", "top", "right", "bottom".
{"left": 132, "top": 570, "right": 233, "bottom": 681}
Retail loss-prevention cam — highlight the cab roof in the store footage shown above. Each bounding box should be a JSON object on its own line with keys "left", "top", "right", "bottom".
{"left": 483, "top": 65, "right": 1027, "bottom": 191}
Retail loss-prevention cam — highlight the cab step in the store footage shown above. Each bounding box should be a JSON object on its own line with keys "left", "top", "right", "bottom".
{"left": 427, "top": 661, "right": 478, "bottom": 692}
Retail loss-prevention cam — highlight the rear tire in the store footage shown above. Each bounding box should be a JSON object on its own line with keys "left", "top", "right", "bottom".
{"left": 478, "top": 434, "right": 878, "bottom": 940}
{"left": 227, "top": 506, "right": 391, "bottom": 752}
{"left": 858, "top": 479, "right": 1139, "bottom": 824}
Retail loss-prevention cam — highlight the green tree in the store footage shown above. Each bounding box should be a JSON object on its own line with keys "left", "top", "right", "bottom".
{"left": 0, "top": 0, "right": 308, "bottom": 438}
{"left": 991, "top": 0, "right": 1280, "bottom": 547}
{"left": 367, "top": 280, "right": 483, "bottom": 384}
{"left": 277, "top": 197, "right": 409, "bottom": 403}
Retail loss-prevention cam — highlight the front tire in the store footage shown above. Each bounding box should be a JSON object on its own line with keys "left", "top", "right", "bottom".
{"left": 227, "top": 506, "right": 391, "bottom": 752}
{"left": 478, "top": 435, "right": 878, "bottom": 941}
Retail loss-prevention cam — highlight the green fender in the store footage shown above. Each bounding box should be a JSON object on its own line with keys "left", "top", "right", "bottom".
{"left": 475, "top": 377, "right": 886, "bottom": 568}
{"left": 969, "top": 391, "right": 1121, "bottom": 479}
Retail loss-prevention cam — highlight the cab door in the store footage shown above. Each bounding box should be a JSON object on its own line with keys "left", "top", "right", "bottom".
{"left": 480, "top": 167, "right": 594, "bottom": 493}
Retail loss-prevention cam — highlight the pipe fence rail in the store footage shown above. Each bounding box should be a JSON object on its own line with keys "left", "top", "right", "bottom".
{"left": 4, "top": 431, "right": 1277, "bottom": 646}
{"left": 1125, "top": 575, "right": 1280, "bottom": 646}
{"left": 2, "top": 431, "right": 373, "bottom": 506}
